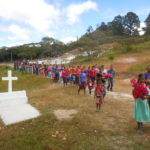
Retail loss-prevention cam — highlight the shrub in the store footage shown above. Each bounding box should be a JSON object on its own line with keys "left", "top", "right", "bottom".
{"left": 107, "top": 51, "right": 116, "bottom": 61}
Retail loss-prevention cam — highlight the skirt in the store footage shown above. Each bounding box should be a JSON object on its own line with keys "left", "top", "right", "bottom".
{"left": 96, "top": 96, "right": 104, "bottom": 104}
{"left": 134, "top": 98, "right": 150, "bottom": 123}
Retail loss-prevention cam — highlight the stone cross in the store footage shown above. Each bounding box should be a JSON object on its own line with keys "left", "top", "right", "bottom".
{"left": 2, "top": 70, "right": 18, "bottom": 93}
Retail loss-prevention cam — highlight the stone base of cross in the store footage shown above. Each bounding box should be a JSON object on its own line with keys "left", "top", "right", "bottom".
{"left": 2, "top": 70, "right": 18, "bottom": 93}
{"left": 0, "top": 70, "right": 40, "bottom": 125}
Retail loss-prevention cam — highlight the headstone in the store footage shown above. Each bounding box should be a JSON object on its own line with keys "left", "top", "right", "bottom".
{"left": 0, "top": 70, "right": 40, "bottom": 125}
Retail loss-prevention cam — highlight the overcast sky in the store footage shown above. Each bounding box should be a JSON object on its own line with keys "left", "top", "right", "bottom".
{"left": 0, "top": 0, "right": 150, "bottom": 47}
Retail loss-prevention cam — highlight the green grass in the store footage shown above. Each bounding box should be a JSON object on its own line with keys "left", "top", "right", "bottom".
{"left": 0, "top": 66, "right": 51, "bottom": 92}
{"left": 135, "top": 41, "right": 150, "bottom": 51}
{"left": 128, "top": 61, "right": 149, "bottom": 73}
{"left": 71, "top": 40, "right": 150, "bottom": 66}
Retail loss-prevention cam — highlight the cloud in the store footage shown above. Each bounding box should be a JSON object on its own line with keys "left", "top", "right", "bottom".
{"left": 5, "top": 42, "right": 25, "bottom": 48}
{"left": 0, "top": 0, "right": 60, "bottom": 32}
{"left": 8, "top": 25, "right": 30, "bottom": 41}
{"left": 139, "top": 22, "right": 146, "bottom": 35}
{"left": 0, "top": 0, "right": 99, "bottom": 46}
{"left": 61, "top": 37, "right": 77, "bottom": 44}
{"left": 66, "top": 0, "right": 98, "bottom": 24}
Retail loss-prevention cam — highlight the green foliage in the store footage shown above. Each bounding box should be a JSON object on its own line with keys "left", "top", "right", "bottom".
{"left": 86, "top": 25, "right": 94, "bottom": 34}
{"left": 145, "top": 13, "right": 150, "bottom": 35}
{"left": 0, "top": 66, "right": 51, "bottom": 92}
{"left": 106, "top": 51, "right": 116, "bottom": 61}
{"left": 111, "top": 15, "right": 125, "bottom": 35}
{"left": 135, "top": 41, "right": 150, "bottom": 51}
{"left": 0, "top": 37, "right": 66, "bottom": 62}
{"left": 128, "top": 61, "right": 149, "bottom": 73}
{"left": 98, "top": 12, "right": 140, "bottom": 37}
{"left": 121, "top": 45, "right": 138, "bottom": 53}
{"left": 124, "top": 12, "right": 140, "bottom": 36}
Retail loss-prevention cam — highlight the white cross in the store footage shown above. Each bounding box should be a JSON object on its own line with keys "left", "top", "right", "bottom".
{"left": 2, "top": 70, "right": 18, "bottom": 93}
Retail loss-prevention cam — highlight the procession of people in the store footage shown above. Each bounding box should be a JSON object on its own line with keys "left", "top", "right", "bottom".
{"left": 14, "top": 61, "right": 115, "bottom": 111}
{"left": 14, "top": 61, "right": 150, "bottom": 134}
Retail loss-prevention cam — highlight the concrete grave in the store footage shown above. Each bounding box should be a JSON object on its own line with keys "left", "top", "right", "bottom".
{"left": 0, "top": 70, "right": 40, "bottom": 125}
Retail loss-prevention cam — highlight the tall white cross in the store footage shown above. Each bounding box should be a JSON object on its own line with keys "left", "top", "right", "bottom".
{"left": 2, "top": 70, "right": 18, "bottom": 93}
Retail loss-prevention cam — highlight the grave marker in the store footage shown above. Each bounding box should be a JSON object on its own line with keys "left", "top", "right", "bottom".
{"left": 0, "top": 70, "right": 40, "bottom": 125}
{"left": 2, "top": 70, "right": 18, "bottom": 93}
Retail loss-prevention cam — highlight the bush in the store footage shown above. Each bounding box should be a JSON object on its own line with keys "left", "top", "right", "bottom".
{"left": 107, "top": 51, "right": 116, "bottom": 61}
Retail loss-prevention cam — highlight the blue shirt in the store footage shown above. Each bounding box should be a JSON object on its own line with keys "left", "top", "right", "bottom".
{"left": 80, "top": 73, "right": 86, "bottom": 82}
{"left": 144, "top": 73, "right": 150, "bottom": 80}
{"left": 108, "top": 69, "right": 115, "bottom": 78}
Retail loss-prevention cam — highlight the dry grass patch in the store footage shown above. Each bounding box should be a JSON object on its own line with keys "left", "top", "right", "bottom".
{"left": 54, "top": 109, "right": 78, "bottom": 120}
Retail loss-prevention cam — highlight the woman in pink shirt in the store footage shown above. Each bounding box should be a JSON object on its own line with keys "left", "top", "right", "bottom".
{"left": 62, "top": 68, "right": 68, "bottom": 87}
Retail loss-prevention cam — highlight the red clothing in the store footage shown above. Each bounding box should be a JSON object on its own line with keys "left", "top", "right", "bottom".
{"left": 96, "top": 96, "right": 104, "bottom": 104}
{"left": 62, "top": 70, "right": 69, "bottom": 78}
{"left": 66, "top": 70, "right": 70, "bottom": 76}
{"left": 88, "top": 82, "right": 93, "bottom": 88}
{"left": 75, "top": 69, "right": 81, "bottom": 77}
{"left": 95, "top": 86, "right": 103, "bottom": 96}
{"left": 90, "top": 69, "right": 96, "bottom": 77}
{"left": 70, "top": 68, "right": 76, "bottom": 75}
{"left": 131, "top": 79, "right": 148, "bottom": 99}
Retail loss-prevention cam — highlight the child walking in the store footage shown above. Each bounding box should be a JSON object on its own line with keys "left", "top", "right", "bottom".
{"left": 78, "top": 69, "right": 86, "bottom": 95}
{"left": 131, "top": 74, "right": 150, "bottom": 134}
{"left": 94, "top": 81, "right": 104, "bottom": 112}
{"left": 88, "top": 79, "right": 94, "bottom": 96}
{"left": 107, "top": 65, "right": 115, "bottom": 91}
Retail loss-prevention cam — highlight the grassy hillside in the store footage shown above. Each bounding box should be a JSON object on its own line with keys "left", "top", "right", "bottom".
{"left": 71, "top": 39, "right": 150, "bottom": 74}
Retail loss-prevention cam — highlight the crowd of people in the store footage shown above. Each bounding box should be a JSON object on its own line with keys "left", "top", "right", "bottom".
{"left": 14, "top": 61, "right": 150, "bottom": 134}
{"left": 14, "top": 61, "right": 116, "bottom": 112}
{"left": 131, "top": 65, "right": 150, "bottom": 134}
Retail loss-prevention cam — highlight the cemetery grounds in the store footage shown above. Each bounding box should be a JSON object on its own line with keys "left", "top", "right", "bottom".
{"left": 0, "top": 50, "right": 150, "bottom": 150}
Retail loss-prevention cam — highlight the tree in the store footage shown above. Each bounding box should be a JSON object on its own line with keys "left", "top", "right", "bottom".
{"left": 99, "top": 22, "right": 108, "bottom": 31}
{"left": 111, "top": 15, "right": 125, "bottom": 35}
{"left": 145, "top": 14, "right": 150, "bottom": 35}
{"left": 41, "top": 37, "right": 55, "bottom": 44}
{"left": 124, "top": 12, "right": 140, "bottom": 36}
{"left": 41, "top": 37, "right": 65, "bottom": 57}
{"left": 86, "top": 25, "right": 94, "bottom": 34}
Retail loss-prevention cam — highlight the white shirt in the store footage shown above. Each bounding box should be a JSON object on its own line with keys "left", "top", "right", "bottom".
{"left": 102, "top": 69, "right": 107, "bottom": 74}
